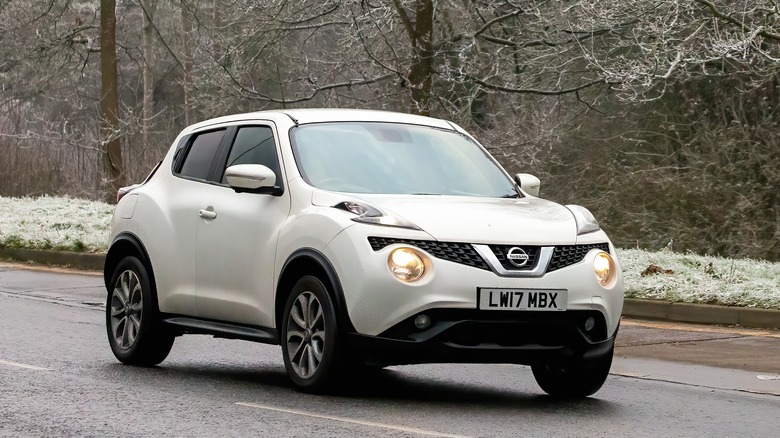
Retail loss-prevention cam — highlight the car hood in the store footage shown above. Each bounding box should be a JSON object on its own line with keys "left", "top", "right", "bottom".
{"left": 313, "top": 192, "right": 578, "bottom": 245}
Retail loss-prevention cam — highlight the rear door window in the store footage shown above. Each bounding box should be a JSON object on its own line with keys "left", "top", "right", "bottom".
{"left": 179, "top": 129, "right": 226, "bottom": 181}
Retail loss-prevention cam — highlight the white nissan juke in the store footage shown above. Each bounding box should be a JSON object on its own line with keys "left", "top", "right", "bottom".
{"left": 104, "top": 109, "right": 624, "bottom": 398}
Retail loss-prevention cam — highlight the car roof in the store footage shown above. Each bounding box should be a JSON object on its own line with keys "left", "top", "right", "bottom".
{"left": 185, "top": 108, "right": 455, "bottom": 132}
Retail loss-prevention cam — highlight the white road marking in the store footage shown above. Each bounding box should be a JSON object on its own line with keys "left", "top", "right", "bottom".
{"left": 757, "top": 375, "right": 780, "bottom": 381}
{"left": 0, "top": 359, "right": 51, "bottom": 371}
{"left": 236, "top": 402, "right": 472, "bottom": 438}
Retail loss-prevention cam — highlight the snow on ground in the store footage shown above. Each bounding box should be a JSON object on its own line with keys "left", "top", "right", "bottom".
{"left": 1, "top": 196, "right": 778, "bottom": 309}
{"left": 0, "top": 196, "right": 112, "bottom": 252}
{"left": 619, "top": 248, "right": 780, "bottom": 309}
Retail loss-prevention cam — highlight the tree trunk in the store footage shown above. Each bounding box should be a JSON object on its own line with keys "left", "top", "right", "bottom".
{"left": 393, "top": 0, "right": 434, "bottom": 116}
{"left": 100, "top": 0, "right": 123, "bottom": 202}
{"left": 181, "top": 1, "right": 194, "bottom": 126}
{"left": 141, "top": 0, "right": 157, "bottom": 151}
{"left": 212, "top": 0, "right": 222, "bottom": 60}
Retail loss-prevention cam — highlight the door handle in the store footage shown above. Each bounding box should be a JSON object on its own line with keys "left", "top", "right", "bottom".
{"left": 198, "top": 209, "right": 217, "bottom": 220}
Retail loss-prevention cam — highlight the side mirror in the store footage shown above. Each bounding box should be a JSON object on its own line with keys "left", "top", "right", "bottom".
{"left": 515, "top": 173, "right": 541, "bottom": 197}
{"left": 225, "top": 164, "right": 281, "bottom": 195}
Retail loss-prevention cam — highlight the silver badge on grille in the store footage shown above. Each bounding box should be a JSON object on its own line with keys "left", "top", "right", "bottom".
{"left": 506, "top": 247, "right": 530, "bottom": 267}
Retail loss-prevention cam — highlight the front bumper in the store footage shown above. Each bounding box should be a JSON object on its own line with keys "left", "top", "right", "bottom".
{"left": 347, "top": 309, "right": 616, "bottom": 366}
{"left": 325, "top": 226, "right": 625, "bottom": 337}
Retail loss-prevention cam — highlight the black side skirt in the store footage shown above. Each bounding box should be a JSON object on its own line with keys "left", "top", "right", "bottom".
{"left": 162, "top": 316, "right": 279, "bottom": 344}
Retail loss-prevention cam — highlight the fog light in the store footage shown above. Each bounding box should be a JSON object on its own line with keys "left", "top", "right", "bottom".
{"left": 388, "top": 247, "right": 425, "bottom": 282}
{"left": 593, "top": 252, "right": 615, "bottom": 286}
{"left": 414, "top": 314, "right": 432, "bottom": 330}
{"left": 584, "top": 316, "right": 596, "bottom": 332}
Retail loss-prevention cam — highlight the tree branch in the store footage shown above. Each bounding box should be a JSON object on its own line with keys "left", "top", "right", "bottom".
{"left": 219, "top": 62, "right": 395, "bottom": 104}
{"left": 470, "top": 76, "right": 618, "bottom": 96}
{"left": 694, "top": 0, "right": 780, "bottom": 42}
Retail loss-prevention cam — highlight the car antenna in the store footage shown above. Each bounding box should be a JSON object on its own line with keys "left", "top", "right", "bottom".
{"left": 284, "top": 112, "right": 299, "bottom": 126}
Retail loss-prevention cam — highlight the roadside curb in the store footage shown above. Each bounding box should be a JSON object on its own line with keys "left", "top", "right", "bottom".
{"left": 1, "top": 248, "right": 778, "bottom": 330}
{"left": 623, "top": 299, "right": 780, "bottom": 330}
{"left": 0, "top": 247, "right": 105, "bottom": 271}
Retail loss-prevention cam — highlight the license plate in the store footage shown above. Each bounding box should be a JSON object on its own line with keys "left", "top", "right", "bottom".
{"left": 478, "top": 288, "right": 567, "bottom": 311}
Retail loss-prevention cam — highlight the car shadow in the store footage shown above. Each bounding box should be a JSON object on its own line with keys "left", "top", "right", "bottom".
{"left": 104, "top": 361, "right": 619, "bottom": 413}
{"left": 330, "top": 368, "right": 618, "bottom": 412}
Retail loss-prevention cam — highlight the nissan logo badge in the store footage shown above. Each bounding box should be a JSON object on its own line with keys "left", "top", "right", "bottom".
{"left": 506, "top": 247, "right": 530, "bottom": 267}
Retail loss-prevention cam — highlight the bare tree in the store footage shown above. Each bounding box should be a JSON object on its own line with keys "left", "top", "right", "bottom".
{"left": 140, "top": 0, "right": 158, "bottom": 149}
{"left": 100, "top": 0, "right": 123, "bottom": 201}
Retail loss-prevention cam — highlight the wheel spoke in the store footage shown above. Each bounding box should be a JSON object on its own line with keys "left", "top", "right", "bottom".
{"left": 306, "top": 296, "right": 317, "bottom": 328}
{"left": 288, "top": 339, "right": 305, "bottom": 363}
{"left": 128, "top": 274, "right": 138, "bottom": 301}
{"left": 311, "top": 328, "right": 325, "bottom": 361}
{"left": 114, "top": 317, "right": 126, "bottom": 345}
{"left": 311, "top": 330, "right": 325, "bottom": 343}
{"left": 110, "top": 295, "right": 125, "bottom": 317}
{"left": 297, "top": 294, "right": 310, "bottom": 326}
{"left": 121, "top": 272, "right": 131, "bottom": 303}
{"left": 128, "top": 314, "right": 141, "bottom": 339}
{"left": 286, "top": 329, "right": 305, "bottom": 342}
{"left": 306, "top": 343, "right": 317, "bottom": 373}
{"left": 294, "top": 344, "right": 310, "bottom": 376}
{"left": 112, "top": 287, "right": 127, "bottom": 308}
{"left": 290, "top": 303, "right": 306, "bottom": 329}
{"left": 310, "top": 303, "right": 323, "bottom": 329}
{"left": 121, "top": 315, "right": 131, "bottom": 348}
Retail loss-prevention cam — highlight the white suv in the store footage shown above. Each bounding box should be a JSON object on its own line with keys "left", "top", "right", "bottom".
{"left": 104, "top": 109, "right": 624, "bottom": 398}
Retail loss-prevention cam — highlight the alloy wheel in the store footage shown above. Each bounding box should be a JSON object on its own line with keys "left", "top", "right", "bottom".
{"left": 109, "top": 269, "right": 144, "bottom": 350}
{"left": 285, "top": 291, "right": 326, "bottom": 379}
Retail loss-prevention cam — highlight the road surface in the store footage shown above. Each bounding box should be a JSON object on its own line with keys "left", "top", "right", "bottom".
{"left": 1, "top": 264, "right": 779, "bottom": 437}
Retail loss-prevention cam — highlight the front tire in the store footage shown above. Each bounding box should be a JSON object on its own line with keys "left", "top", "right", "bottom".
{"left": 106, "top": 256, "right": 174, "bottom": 366}
{"left": 281, "top": 275, "right": 341, "bottom": 393}
{"left": 531, "top": 347, "right": 614, "bottom": 398}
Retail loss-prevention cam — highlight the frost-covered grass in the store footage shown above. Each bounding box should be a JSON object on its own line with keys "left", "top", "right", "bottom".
{"left": 0, "top": 196, "right": 112, "bottom": 253}
{"left": 1, "top": 195, "right": 779, "bottom": 309}
{"left": 618, "top": 248, "right": 780, "bottom": 309}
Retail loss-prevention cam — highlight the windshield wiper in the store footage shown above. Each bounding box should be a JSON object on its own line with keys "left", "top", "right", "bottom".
{"left": 500, "top": 189, "right": 523, "bottom": 198}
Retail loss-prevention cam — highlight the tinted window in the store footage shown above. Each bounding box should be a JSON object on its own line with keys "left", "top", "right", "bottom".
{"left": 221, "top": 126, "right": 280, "bottom": 184}
{"left": 180, "top": 129, "right": 226, "bottom": 181}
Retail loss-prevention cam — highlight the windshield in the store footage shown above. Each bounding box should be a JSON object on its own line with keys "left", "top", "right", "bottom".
{"left": 290, "top": 122, "right": 517, "bottom": 197}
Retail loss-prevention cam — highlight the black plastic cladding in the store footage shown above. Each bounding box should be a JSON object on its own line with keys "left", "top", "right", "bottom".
{"left": 547, "top": 242, "right": 611, "bottom": 272}
{"left": 368, "top": 237, "right": 610, "bottom": 274}
{"left": 367, "top": 237, "right": 491, "bottom": 270}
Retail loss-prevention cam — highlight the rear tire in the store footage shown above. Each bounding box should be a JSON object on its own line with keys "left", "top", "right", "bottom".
{"left": 106, "top": 256, "right": 174, "bottom": 366}
{"left": 532, "top": 347, "right": 613, "bottom": 398}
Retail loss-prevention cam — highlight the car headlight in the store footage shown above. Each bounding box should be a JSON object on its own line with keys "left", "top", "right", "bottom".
{"left": 593, "top": 251, "right": 615, "bottom": 286}
{"left": 334, "top": 201, "right": 420, "bottom": 230}
{"left": 388, "top": 247, "right": 426, "bottom": 282}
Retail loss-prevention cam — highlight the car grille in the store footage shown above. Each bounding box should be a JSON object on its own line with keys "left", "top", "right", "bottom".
{"left": 367, "top": 237, "right": 491, "bottom": 271}
{"left": 368, "top": 237, "right": 609, "bottom": 274}
{"left": 487, "top": 245, "right": 540, "bottom": 271}
{"left": 547, "top": 243, "right": 611, "bottom": 272}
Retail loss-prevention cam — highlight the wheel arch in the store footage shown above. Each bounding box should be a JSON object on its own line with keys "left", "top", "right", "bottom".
{"left": 276, "top": 248, "right": 355, "bottom": 334}
{"left": 104, "top": 233, "right": 158, "bottom": 309}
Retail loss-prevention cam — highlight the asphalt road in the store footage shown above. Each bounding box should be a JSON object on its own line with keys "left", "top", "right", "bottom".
{"left": 1, "top": 264, "right": 779, "bottom": 437}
